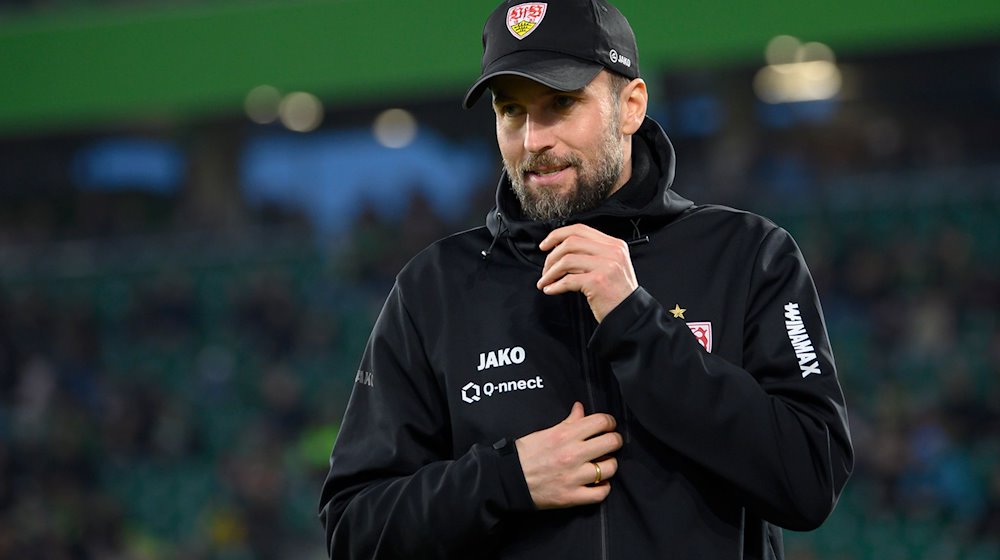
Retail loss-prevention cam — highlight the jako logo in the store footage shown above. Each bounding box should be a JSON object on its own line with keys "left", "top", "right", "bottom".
{"left": 462, "top": 376, "right": 545, "bottom": 404}
{"left": 477, "top": 346, "right": 525, "bottom": 371}
{"left": 354, "top": 370, "right": 374, "bottom": 387}
{"left": 784, "top": 303, "right": 821, "bottom": 378}
{"left": 609, "top": 49, "right": 632, "bottom": 68}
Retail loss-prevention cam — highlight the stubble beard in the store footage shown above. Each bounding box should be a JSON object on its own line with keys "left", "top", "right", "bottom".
{"left": 506, "top": 117, "right": 625, "bottom": 222}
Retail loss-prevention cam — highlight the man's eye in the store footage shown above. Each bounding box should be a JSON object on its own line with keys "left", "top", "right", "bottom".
{"left": 554, "top": 96, "right": 576, "bottom": 109}
{"left": 499, "top": 104, "right": 523, "bottom": 117}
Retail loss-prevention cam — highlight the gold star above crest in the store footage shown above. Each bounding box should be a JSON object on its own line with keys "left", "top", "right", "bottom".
{"left": 670, "top": 304, "right": 686, "bottom": 319}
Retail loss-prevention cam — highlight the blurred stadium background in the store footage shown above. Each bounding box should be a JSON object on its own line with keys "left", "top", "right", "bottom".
{"left": 1, "top": 0, "right": 999, "bottom": 558}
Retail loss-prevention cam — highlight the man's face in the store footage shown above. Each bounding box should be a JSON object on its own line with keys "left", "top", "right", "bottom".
{"left": 491, "top": 71, "right": 626, "bottom": 222}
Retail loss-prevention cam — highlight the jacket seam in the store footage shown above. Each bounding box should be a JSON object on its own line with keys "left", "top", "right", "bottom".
{"left": 394, "top": 281, "right": 450, "bottom": 402}
{"left": 742, "top": 225, "right": 782, "bottom": 339}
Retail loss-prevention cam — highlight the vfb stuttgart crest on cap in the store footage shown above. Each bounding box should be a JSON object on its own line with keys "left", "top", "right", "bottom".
{"left": 507, "top": 2, "right": 547, "bottom": 40}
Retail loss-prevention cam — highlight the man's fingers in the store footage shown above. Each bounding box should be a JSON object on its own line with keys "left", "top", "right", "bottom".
{"left": 542, "top": 235, "right": 617, "bottom": 270}
{"left": 583, "top": 412, "right": 618, "bottom": 436}
{"left": 599, "top": 457, "right": 620, "bottom": 482}
{"left": 541, "top": 235, "right": 625, "bottom": 280}
{"left": 581, "top": 431, "right": 624, "bottom": 460}
{"left": 581, "top": 457, "right": 620, "bottom": 486}
{"left": 555, "top": 408, "right": 618, "bottom": 446}
{"left": 564, "top": 481, "right": 612, "bottom": 506}
{"left": 536, "top": 225, "right": 637, "bottom": 323}
{"left": 539, "top": 224, "right": 615, "bottom": 251}
{"left": 566, "top": 409, "right": 616, "bottom": 433}
{"left": 564, "top": 401, "right": 585, "bottom": 422}
{"left": 562, "top": 413, "right": 618, "bottom": 447}
{"left": 537, "top": 254, "right": 600, "bottom": 290}
{"left": 516, "top": 406, "right": 620, "bottom": 510}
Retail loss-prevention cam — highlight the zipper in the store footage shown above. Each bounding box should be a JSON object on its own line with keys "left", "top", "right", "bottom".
{"left": 574, "top": 294, "right": 609, "bottom": 560}
{"left": 619, "top": 397, "right": 632, "bottom": 445}
{"left": 575, "top": 295, "right": 600, "bottom": 415}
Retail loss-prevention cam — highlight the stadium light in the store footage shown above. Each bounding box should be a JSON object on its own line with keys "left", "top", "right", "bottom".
{"left": 755, "top": 36, "right": 842, "bottom": 104}
{"left": 373, "top": 109, "right": 418, "bottom": 149}
{"left": 279, "top": 91, "right": 324, "bottom": 132}
{"left": 245, "top": 85, "right": 282, "bottom": 124}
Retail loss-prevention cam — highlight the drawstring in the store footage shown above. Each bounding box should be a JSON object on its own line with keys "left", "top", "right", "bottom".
{"left": 481, "top": 212, "right": 506, "bottom": 260}
{"left": 627, "top": 218, "right": 649, "bottom": 246}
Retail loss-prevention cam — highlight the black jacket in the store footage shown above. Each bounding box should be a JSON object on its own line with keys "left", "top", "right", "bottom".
{"left": 319, "top": 118, "right": 853, "bottom": 559}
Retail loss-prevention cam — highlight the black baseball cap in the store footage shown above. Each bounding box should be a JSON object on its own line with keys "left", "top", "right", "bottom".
{"left": 463, "top": 0, "right": 641, "bottom": 109}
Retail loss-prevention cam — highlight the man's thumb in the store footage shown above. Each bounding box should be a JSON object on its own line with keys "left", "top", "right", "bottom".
{"left": 565, "top": 401, "right": 585, "bottom": 421}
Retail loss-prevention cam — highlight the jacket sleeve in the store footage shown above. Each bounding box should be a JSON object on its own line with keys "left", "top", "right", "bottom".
{"left": 590, "top": 226, "right": 853, "bottom": 531}
{"left": 318, "top": 283, "right": 535, "bottom": 559}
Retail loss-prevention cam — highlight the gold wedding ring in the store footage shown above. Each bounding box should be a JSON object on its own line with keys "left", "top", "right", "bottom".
{"left": 592, "top": 461, "right": 602, "bottom": 485}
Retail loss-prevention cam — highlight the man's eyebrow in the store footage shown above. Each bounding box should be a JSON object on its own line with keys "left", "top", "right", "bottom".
{"left": 492, "top": 86, "right": 586, "bottom": 104}
{"left": 491, "top": 92, "right": 512, "bottom": 104}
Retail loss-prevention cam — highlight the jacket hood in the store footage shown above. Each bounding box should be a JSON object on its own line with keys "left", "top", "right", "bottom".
{"left": 484, "top": 116, "right": 693, "bottom": 264}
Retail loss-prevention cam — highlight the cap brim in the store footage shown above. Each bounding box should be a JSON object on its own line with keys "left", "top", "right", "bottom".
{"left": 462, "top": 51, "right": 603, "bottom": 109}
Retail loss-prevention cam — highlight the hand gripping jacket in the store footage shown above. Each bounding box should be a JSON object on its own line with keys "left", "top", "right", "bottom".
{"left": 319, "top": 117, "right": 853, "bottom": 559}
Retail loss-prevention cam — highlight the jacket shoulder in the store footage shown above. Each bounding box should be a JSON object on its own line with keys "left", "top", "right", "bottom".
{"left": 676, "top": 203, "right": 787, "bottom": 242}
{"left": 396, "top": 226, "right": 492, "bottom": 285}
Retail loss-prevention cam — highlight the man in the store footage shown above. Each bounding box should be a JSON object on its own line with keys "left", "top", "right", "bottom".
{"left": 319, "top": 1, "right": 853, "bottom": 558}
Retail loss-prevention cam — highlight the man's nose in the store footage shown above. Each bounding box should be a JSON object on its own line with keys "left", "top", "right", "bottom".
{"left": 523, "top": 114, "right": 556, "bottom": 154}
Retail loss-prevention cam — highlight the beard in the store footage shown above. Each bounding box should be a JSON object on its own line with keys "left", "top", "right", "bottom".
{"left": 505, "top": 117, "right": 625, "bottom": 222}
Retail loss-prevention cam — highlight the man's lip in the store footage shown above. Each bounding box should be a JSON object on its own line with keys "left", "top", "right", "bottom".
{"left": 525, "top": 163, "right": 570, "bottom": 176}
{"left": 524, "top": 166, "right": 572, "bottom": 186}
{"left": 528, "top": 164, "right": 569, "bottom": 174}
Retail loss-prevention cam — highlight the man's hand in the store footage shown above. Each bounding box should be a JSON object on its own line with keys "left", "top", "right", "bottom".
{"left": 537, "top": 224, "right": 638, "bottom": 322}
{"left": 515, "top": 402, "right": 622, "bottom": 509}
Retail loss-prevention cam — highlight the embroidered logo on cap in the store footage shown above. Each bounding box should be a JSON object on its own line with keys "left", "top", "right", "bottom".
{"left": 609, "top": 49, "right": 632, "bottom": 68}
{"left": 507, "top": 2, "right": 547, "bottom": 40}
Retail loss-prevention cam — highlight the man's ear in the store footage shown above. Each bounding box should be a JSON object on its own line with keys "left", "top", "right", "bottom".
{"left": 620, "top": 78, "right": 648, "bottom": 135}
